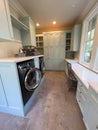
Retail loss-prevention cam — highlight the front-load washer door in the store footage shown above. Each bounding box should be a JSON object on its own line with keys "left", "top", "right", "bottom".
{"left": 25, "top": 68, "right": 41, "bottom": 91}
{"left": 40, "top": 60, "right": 45, "bottom": 75}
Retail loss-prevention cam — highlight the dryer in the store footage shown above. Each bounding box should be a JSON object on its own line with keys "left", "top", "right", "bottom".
{"left": 39, "top": 57, "right": 45, "bottom": 77}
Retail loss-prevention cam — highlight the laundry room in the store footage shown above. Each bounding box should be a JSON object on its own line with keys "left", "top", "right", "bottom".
{"left": 0, "top": 0, "right": 98, "bottom": 130}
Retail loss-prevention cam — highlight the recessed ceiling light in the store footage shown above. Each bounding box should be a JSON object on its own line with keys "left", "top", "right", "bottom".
{"left": 53, "top": 21, "right": 56, "bottom": 25}
{"left": 72, "top": 4, "right": 76, "bottom": 8}
{"left": 36, "top": 23, "right": 40, "bottom": 27}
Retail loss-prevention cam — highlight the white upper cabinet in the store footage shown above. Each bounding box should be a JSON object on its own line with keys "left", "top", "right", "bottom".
{"left": 29, "top": 18, "right": 36, "bottom": 46}
{"left": 0, "top": 0, "right": 36, "bottom": 46}
{"left": 0, "top": 0, "right": 13, "bottom": 40}
{"left": 19, "top": 17, "right": 36, "bottom": 46}
{"left": 71, "top": 24, "right": 82, "bottom": 51}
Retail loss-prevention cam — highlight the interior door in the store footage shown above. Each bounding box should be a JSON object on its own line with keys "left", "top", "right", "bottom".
{"left": 43, "top": 31, "right": 65, "bottom": 70}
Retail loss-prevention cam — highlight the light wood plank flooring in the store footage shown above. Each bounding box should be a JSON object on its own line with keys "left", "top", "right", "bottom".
{"left": 0, "top": 71, "right": 86, "bottom": 130}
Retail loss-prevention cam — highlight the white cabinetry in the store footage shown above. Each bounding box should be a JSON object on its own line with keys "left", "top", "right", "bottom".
{"left": 29, "top": 18, "right": 36, "bottom": 46}
{"left": 0, "top": 62, "right": 24, "bottom": 116}
{"left": 76, "top": 80, "right": 89, "bottom": 117}
{"left": 0, "top": 56, "right": 43, "bottom": 116}
{"left": 43, "top": 31, "right": 65, "bottom": 71}
{"left": 0, "top": 75, "right": 7, "bottom": 106}
{"left": 84, "top": 87, "right": 98, "bottom": 130}
{"left": 0, "top": 0, "right": 13, "bottom": 40}
{"left": 71, "top": 24, "right": 82, "bottom": 51}
{"left": 65, "top": 31, "right": 72, "bottom": 51}
{"left": 36, "top": 34, "right": 44, "bottom": 54}
{"left": 0, "top": 0, "right": 36, "bottom": 46}
{"left": 76, "top": 80, "right": 98, "bottom": 130}
{"left": 20, "top": 17, "right": 36, "bottom": 46}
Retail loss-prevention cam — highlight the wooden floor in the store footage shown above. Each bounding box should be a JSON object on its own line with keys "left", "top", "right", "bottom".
{"left": 0, "top": 71, "right": 86, "bottom": 130}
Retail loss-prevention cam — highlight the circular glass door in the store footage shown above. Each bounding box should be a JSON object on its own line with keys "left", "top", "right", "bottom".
{"left": 25, "top": 68, "right": 41, "bottom": 91}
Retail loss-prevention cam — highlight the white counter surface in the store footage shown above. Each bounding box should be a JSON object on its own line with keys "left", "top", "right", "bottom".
{"left": 65, "top": 59, "right": 78, "bottom": 63}
{"left": 72, "top": 63, "right": 98, "bottom": 93}
{"left": 0, "top": 55, "right": 44, "bottom": 63}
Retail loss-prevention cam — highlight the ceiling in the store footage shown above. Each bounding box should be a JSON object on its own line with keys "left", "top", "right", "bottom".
{"left": 18, "top": 0, "right": 97, "bottom": 30}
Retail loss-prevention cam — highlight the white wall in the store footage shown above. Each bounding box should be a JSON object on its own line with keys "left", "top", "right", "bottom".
{"left": 0, "top": 41, "right": 22, "bottom": 57}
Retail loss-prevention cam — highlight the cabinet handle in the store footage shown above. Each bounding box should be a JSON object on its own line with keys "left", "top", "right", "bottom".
{"left": 96, "top": 125, "right": 98, "bottom": 129}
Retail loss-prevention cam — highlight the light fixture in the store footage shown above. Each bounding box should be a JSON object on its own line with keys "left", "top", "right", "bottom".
{"left": 36, "top": 23, "right": 40, "bottom": 27}
{"left": 53, "top": 20, "right": 56, "bottom": 25}
{"left": 72, "top": 4, "right": 76, "bottom": 8}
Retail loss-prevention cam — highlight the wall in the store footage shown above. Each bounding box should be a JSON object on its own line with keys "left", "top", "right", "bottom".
{"left": 0, "top": 42, "right": 22, "bottom": 58}
{"left": 76, "top": 0, "right": 98, "bottom": 23}
{"left": 36, "top": 26, "right": 72, "bottom": 34}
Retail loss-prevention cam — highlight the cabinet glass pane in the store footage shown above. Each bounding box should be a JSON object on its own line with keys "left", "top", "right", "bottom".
{"left": 66, "top": 33, "right": 71, "bottom": 39}
{"left": 39, "top": 36, "right": 43, "bottom": 41}
{"left": 66, "top": 46, "right": 70, "bottom": 51}
{"left": 39, "top": 42, "right": 43, "bottom": 47}
{"left": 66, "top": 40, "right": 71, "bottom": 45}
{"left": 36, "top": 42, "right": 39, "bottom": 46}
{"left": 36, "top": 37, "right": 38, "bottom": 41}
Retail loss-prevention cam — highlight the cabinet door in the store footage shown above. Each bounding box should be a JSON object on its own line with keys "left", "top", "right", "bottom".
{"left": 0, "top": 0, "right": 13, "bottom": 40}
{"left": 76, "top": 81, "right": 89, "bottom": 117}
{"left": 29, "top": 18, "right": 36, "bottom": 46}
{"left": 43, "top": 31, "right": 65, "bottom": 70}
{"left": 0, "top": 75, "right": 7, "bottom": 106}
{"left": 72, "top": 24, "right": 82, "bottom": 51}
{"left": 85, "top": 101, "right": 98, "bottom": 130}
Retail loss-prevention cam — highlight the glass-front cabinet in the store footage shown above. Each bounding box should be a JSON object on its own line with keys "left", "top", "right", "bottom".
{"left": 36, "top": 34, "right": 44, "bottom": 54}
{"left": 65, "top": 31, "right": 71, "bottom": 51}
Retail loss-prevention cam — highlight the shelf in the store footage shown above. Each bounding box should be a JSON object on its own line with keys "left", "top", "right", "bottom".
{"left": 66, "top": 45, "right": 70, "bottom": 46}
{"left": 39, "top": 41, "right": 43, "bottom": 42}
{"left": 11, "top": 15, "right": 29, "bottom": 31}
{"left": 36, "top": 47, "right": 43, "bottom": 49}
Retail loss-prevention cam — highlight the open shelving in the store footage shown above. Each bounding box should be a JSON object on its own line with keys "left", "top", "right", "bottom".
{"left": 11, "top": 15, "right": 29, "bottom": 31}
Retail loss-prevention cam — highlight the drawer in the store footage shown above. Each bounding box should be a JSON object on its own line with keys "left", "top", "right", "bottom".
{"left": 89, "top": 86, "right": 98, "bottom": 104}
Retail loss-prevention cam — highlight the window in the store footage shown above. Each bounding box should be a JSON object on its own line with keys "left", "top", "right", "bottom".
{"left": 94, "top": 48, "right": 98, "bottom": 71}
{"left": 84, "top": 16, "right": 96, "bottom": 63}
{"left": 79, "top": 2, "right": 98, "bottom": 73}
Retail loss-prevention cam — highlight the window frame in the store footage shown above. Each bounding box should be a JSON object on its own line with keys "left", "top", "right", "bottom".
{"left": 79, "top": 2, "right": 98, "bottom": 73}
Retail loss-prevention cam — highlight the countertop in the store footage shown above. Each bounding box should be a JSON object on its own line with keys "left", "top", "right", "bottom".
{"left": 0, "top": 55, "right": 44, "bottom": 63}
{"left": 71, "top": 62, "right": 98, "bottom": 93}
{"left": 65, "top": 58, "right": 78, "bottom": 63}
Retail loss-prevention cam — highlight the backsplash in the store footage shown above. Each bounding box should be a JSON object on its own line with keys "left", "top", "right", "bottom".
{"left": 0, "top": 41, "right": 22, "bottom": 58}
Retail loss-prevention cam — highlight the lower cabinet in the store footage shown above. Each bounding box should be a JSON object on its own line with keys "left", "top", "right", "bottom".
{"left": 84, "top": 101, "right": 98, "bottom": 130}
{"left": 76, "top": 80, "right": 98, "bottom": 130}
{"left": 0, "top": 75, "right": 7, "bottom": 106}
{"left": 76, "top": 81, "right": 88, "bottom": 116}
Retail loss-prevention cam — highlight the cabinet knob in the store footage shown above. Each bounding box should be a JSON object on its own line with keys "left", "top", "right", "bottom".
{"left": 96, "top": 125, "right": 98, "bottom": 129}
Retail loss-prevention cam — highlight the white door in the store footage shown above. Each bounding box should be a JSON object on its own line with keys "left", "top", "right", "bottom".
{"left": 43, "top": 31, "right": 65, "bottom": 70}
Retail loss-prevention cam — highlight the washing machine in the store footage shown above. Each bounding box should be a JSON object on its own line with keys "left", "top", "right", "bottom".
{"left": 17, "top": 59, "right": 41, "bottom": 105}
